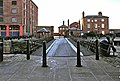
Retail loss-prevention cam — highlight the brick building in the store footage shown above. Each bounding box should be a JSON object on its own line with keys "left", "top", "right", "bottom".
{"left": 0, "top": 0, "right": 38, "bottom": 37}
{"left": 36, "top": 26, "right": 54, "bottom": 38}
{"left": 69, "top": 21, "right": 81, "bottom": 37}
{"left": 82, "top": 11, "right": 109, "bottom": 35}
{"left": 109, "top": 29, "right": 120, "bottom": 34}
{"left": 58, "top": 21, "right": 68, "bottom": 36}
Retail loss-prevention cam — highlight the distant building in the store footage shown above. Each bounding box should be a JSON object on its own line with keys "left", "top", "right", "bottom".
{"left": 69, "top": 21, "right": 81, "bottom": 37}
{"left": 36, "top": 26, "right": 54, "bottom": 38}
{"left": 82, "top": 11, "right": 109, "bottom": 35}
{"left": 109, "top": 29, "right": 120, "bottom": 34}
{"left": 0, "top": 0, "right": 38, "bottom": 37}
{"left": 58, "top": 21, "right": 68, "bottom": 36}
{"left": 58, "top": 20, "right": 81, "bottom": 37}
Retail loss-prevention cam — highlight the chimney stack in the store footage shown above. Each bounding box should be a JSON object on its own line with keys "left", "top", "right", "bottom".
{"left": 68, "top": 19, "right": 69, "bottom": 27}
{"left": 78, "top": 20, "right": 81, "bottom": 29}
{"left": 82, "top": 11, "right": 85, "bottom": 18}
{"left": 63, "top": 21, "right": 65, "bottom": 25}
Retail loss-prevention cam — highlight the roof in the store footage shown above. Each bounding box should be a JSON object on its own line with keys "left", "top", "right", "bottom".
{"left": 58, "top": 25, "right": 68, "bottom": 28}
{"left": 70, "top": 22, "right": 79, "bottom": 27}
{"left": 85, "top": 15, "right": 109, "bottom": 18}
{"left": 68, "top": 27, "right": 80, "bottom": 31}
{"left": 37, "top": 28, "right": 49, "bottom": 33}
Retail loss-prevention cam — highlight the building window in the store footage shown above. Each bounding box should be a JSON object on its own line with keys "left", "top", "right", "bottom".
{"left": 0, "top": 8, "right": 3, "bottom": 15}
{"left": 87, "top": 19, "right": 90, "bottom": 22}
{"left": 0, "top": 17, "right": 3, "bottom": 22}
{"left": 87, "top": 24, "right": 90, "bottom": 28}
{"left": 102, "top": 31, "right": 105, "bottom": 35}
{"left": 95, "top": 24, "right": 97, "bottom": 28}
{"left": 11, "top": 8, "right": 17, "bottom": 14}
{"left": 12, "top": 17, "right": 17, "bottom": 22}
{"left": 88, "top": 31, "right": 90, "bottom": 33}
{"left": 12, "top": 1, "right": 17, "bottom": 5}
{"left": 101, "top": 19, "right": 104, "bottom": 22}
{"left": 95, "top": 19, "right": 97, "bottom": 22}
{"left": 102, "top": 24, "right": 104, "bottom": 28}
{"left": 1, "top": 27, "right": 6, "bottom": 30}
{"left": 0, "top": 1, "right": 3, "bottom": 7}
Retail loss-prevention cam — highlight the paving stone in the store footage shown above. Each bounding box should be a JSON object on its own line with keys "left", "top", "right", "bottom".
{"left": 0, "top": 38, "right": 119, "bottom": 81}
{"left": 72, "top": 77, "right": 97, "bottom": 81}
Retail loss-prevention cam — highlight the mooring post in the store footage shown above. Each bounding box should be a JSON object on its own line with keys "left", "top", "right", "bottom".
{"left": 96, "top": 39, "right": 99, "bottom": 60}
{"left": 76, "top": 40, "right": 82, "bottom": 67}
{"left": 42, "top": 41, "right": 48, "bottom": 67}
{"left": 0, "top": 42, "right": 3, "bottom": 62}
{"left": 26, "top": 40, "right": 30, "bottom": 60}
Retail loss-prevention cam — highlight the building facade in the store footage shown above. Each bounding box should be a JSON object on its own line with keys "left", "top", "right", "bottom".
{"left": 36, "top": 26, "right": 54, "bottom": 38}
{"left": 0, "top": 0, "right": 38, "bottom": 37}
{"left": 82, "top": 11, "right": 109, "bottom": 35}
{"left": 109, "top": 29, "right": 120, "bottom": 34}
{"left": 69, "top": 21, "right": 81, "bottom": 37}
{"left": 58, "top": 21, "right": 68, "bottom": 36}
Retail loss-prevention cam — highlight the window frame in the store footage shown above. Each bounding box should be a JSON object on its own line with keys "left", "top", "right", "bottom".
{"left": 87, "top": 19, "right": 90, "bottom": 22}
{"left": 0, "top": 8, "right": 3, "bottom": 15}
{"left": 0, "top": 1, "right": 3, "bottom": 7}
{"left": 11, "top": 8, "right": 17, "bottom": 14}
{"left": 0, "top": 17, "right": 3, "bottom": 22}
{"left": 11, "top": 17, "right": 17, "bottom": 22}
{"left": 101, "top": 24, "right": 105, "bottom": 28}
{"left": 87, "top": 24, "right": 90, "bottom": 28}
{"left": 101, "top": 19, "right": 104, "bottom": 22}
{"left": 12, "top": 1, "right": 17, "bottom": 5}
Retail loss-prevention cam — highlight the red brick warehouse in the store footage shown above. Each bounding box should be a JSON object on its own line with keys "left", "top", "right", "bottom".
{"left": 0, "top": 0, "right": 38, "bottom": 37}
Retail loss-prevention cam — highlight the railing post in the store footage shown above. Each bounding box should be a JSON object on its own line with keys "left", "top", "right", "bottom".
{"left": 0, "top": 42, "right": 3, "bottom": 62}
{"left": 26, "top": 40, "right": 30, "bottom": 60}
{"left": 96, "top": 39, "right": 99, "bottom": 60}
{"left": 76, "top": 40, "right": 82, "bottom": 67}
{"left": 42, "top": 41, "right": 48, "bottom": 67}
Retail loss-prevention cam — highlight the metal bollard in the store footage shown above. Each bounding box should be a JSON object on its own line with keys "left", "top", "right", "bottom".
{"left": 42, "top": 41, "right": 48, "bottom": 67}
{"left": 96, "top": 39, "right": 99, "bottom": 60}
{"left": 0, "top": 42, "right": 3, "bottom": 62}
{"left": 26, "top": 40, "right": 30, "bottom": 60}
{"left": 76, "top": 40, "right": 82, "bottom": 67}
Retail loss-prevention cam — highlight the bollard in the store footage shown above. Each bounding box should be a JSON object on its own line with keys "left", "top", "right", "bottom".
{"left": 26, "top": 40, "right": 30, "bottom": 60}
{"left": 96, "top": 39, "right": 99, "bottom": 60}
{"left": 42, "top": 41, "right": 48, "bottom": 67}
{"left": 76, "top": 40, "right": 82, "bottom": 67}
{"left": 0, "top": 42, "right": 3, "bottom": 62}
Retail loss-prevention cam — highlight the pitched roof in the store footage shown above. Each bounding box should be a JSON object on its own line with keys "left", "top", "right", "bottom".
{"left": 68, "top": 27, "right": 80, "bottom": 31}
{"left": 37, "top": 28, "right": 49, "bottom": 33}
{"left": 58, "top": 25, "right": 68, "bottom": 28}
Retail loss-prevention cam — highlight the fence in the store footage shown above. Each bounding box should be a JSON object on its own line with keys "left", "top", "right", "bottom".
{"left": 80, "top": 39, "right": 117, "bottom": 57}
{"left": 0, "top": 36, "right": 54, "bottom": 62}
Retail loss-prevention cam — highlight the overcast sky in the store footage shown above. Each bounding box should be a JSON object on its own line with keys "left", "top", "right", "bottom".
{"left": 33, "top": 0, "right": 120, "bottom": 32}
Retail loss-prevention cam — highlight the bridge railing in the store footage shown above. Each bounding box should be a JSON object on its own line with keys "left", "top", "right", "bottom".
{"left": 0, "top": 36, "right": 54, "bottom": 62}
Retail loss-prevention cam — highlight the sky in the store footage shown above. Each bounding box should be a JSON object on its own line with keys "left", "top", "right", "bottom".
{"left": 33, "top": 0, "right": 120, "bottom": 33}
